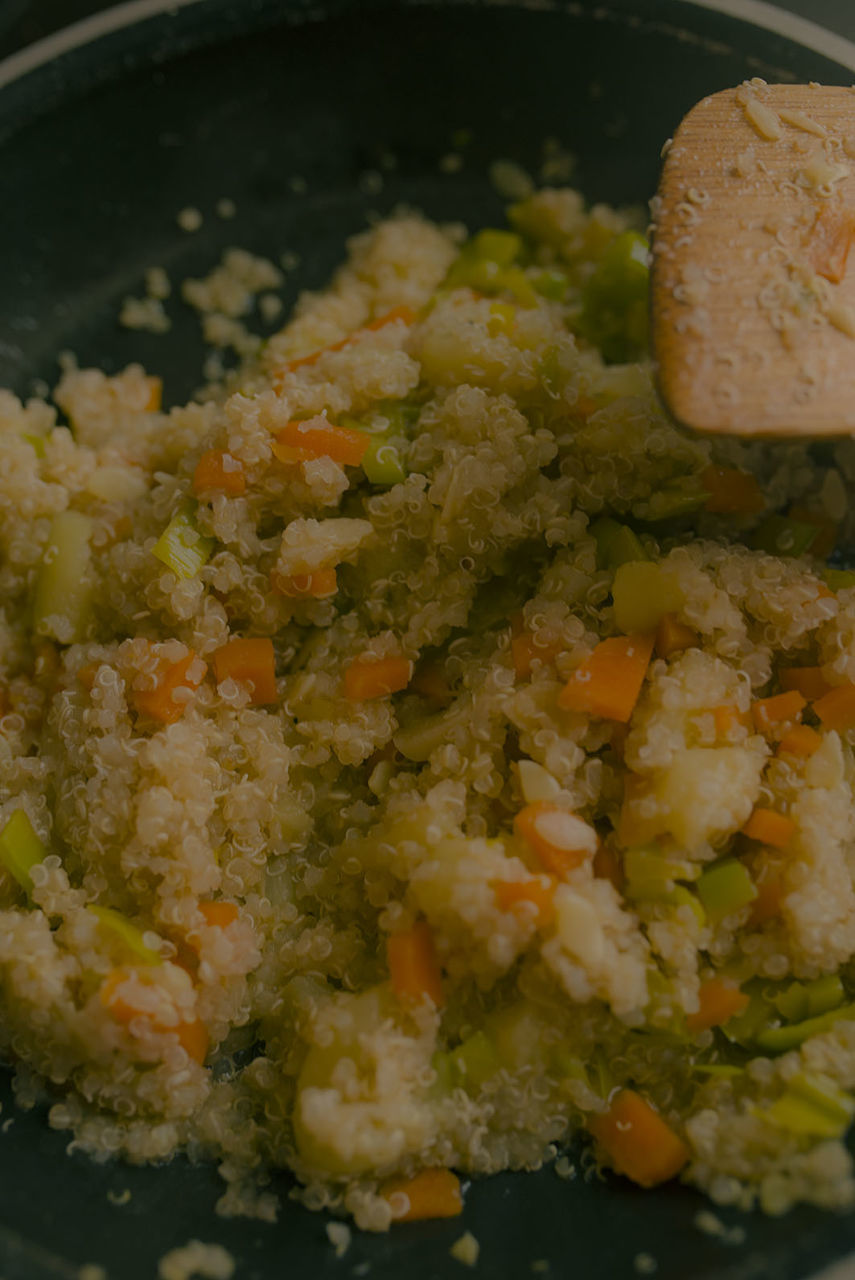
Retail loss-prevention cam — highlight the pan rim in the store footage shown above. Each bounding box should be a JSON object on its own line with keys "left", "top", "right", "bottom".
{"left": 1, "top": 0, "right": 855, "bottom": 95}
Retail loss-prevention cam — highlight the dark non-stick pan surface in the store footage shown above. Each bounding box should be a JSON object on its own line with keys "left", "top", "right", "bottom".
{"left": 2, "top": 2, "right": 855, "bottom": 1276}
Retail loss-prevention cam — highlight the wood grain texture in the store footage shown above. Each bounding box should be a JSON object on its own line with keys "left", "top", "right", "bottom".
{"left": 651, "top": 83, "right": 855, "bottom": 437}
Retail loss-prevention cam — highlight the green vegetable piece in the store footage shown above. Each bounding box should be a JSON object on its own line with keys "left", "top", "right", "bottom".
{"left": 774, "top": 975, "right": 844, "bottom": 1024}
{"left": 579, "top": 230, "right": 650, "bottom": 363}
{"left": 362, "top": 435, "right": 408, "bottom": 486}
{"left": 152, "top": 503, "right": 215, "bottom": 580}
{"left": 32, "top": 510, "right": 95, "bottom": 644}
{"left": 444, "top": 255, "right": 504, "bottom": 293}
{"left": 670, "top": 885, "right": 706, "bottom": 927}
{"left": 590, "top": 518, "right": 649, "bottom": 572}
{"left": 763, "top": 1072, "right": 855, "bottom": 1138}
{"left": 693, "top": 1063, "right": 744, "bottom": 1079}
{"left": 87, "top": 905, "right": 162, "bottom": 964}
{"left": 0, "top": 809, "right": 45, "bottom": 892}
{"left": 429, "top": 1050, "right": 456, "bottom": 1096}
{"left": 695, "top": 859, "right": 757, "bottom": 921}
{"left": 450, "top": 1030, "right": 501, "bottom": 1089}
{"left": 500, "top": 266, "right": 538, "bottom": 308}
{"left": 551, "top": 1048, "right": 588, "bottom": 1083}
{"left": 722, "top": 992, "right": 775, "bottom": 1047}
{"left": 623, "top": 847, "right": 696, "bottom": 901}
{"left": 642, "top": 482, "right": 708, "bottom": 522}
{"left": 470, "top": 229, "right": 523, "bottom": 266}
{"left": 823, "top": 569, "right": 855, "bottom": 592}
{"left": 754, "top": 1003, "right": 855, "bottom": 1053}
{"left": 532, "top": 269, "right": 569, "bottom": 301}
{"left": 22, "top": 433, "right": 47, "bottom": 458}
{"left": 752, "top": 515, "right": 818, "bottom": 558}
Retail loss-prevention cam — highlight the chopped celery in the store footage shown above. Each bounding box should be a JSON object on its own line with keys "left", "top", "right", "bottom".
{"left": 774, "top": 975, "right": 845, "bottom": 1024}
{"left": 0, "top": 809, "right": 45, "bottom": 892}
{"left": 612, "top": 560, "right": 682, "bottom": 634}
{"left": 22, "top": 433, "right": 47, "bottom": 458}
{"left": 590, "top": 518, "right": 649, "bottom": 572}
{"left": 762, "top": 1073, "right": 855, "bottom": 1138}
{"left": 623, "top": 848, "right": 697, "bottom": 901}
{"left": 361, "top": 435, "right": 408, "bottom": 486}
{"left": 450, "top": 1030, "right": 501, "bottom": 1089}
{"left": 578, "top": 231, "right": 650, "bottom": 363}
{"left": 722, "top": 992, "right": 775, "bottom": 1047}
{"left": 32, "top": 510, "right": 94, "bottom": 644}
{"left": 823, "top": 568, "right": 855, "bottom": 592}
{"left": 670, "top": 885, "right": 706, "bottom": 927}
{"left": 641, "top": 481, "right": 708, "bottom": 523}
{"left": 751, "top": 515, "right": 818, "bottom": 558}
{"left": 532, "top": 269, "right": 569, "bottom": 301}
{"left": 500, "top": 267, "right": 538, "bottom": 308}
{"left": 552, "top": 1047, "right": 588, "bottom": 1084}
{"left": 693, "top": 1063, "right": 744, "bottom": 1079}
{"left": 754, "top": 1003, "right": 855, "bottom": 1054}
{"left": 87, "top": 905, "right": 161, "bottom": 964}
{"left": 429, "top": 1050, "right": 457, "bottom": 1096}
{"left": 470, "top": 229, "right": 523, "bottom": 266}
{"left": 152, "top": 503, "right": 215, "bottom": 579}
{"left": 695, "top": 859, "right": 757, "bottom": 921}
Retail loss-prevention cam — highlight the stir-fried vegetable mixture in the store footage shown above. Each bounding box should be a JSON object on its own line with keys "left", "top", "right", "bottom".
{"left": 3, "top": 186, "right": 855, "bottom": 1230}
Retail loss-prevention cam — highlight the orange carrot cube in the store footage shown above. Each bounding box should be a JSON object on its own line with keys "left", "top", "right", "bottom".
{"left": 741, "top": 807, "right": 795, "bottom": 850}
{"left": 382, "top": 1168, "right": 462, "bottom": 1222}
{"left": 192, "top": 449, "right": 246, "bottom": 497}
{"left": 212, "top": 637, "right": 277, "bottom": 705}
{"left": 588, "top": 1089, "right": 690, "bottom": 1188}
{"left": 387, "top": 920, "right": 444, "bottom": 1008}
{"left": 558, "top": 633, "right": 654, "bottom": 722}
{"left": 514, "top": 801, "right": 598, "bottom": 878}
{"left": 344, "top": 655, "right": 413, "bottom": 701}
{"left": 686, "top": 978, "right": 750, "bottom": 1032}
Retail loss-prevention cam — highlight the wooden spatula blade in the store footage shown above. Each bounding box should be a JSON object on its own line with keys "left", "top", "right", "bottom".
{"left": 651, "top": 83, "right": 855, "bottom": 437}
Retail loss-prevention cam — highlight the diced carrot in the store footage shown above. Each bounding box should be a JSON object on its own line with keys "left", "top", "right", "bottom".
{"left": 511, "top": 629, "right": 563, "bottom": 680}
{"left": 410, "top": 660, "right": 452, "bottom": 702}
{"left": 654, "top": 613, "right": 698, "bottom": 659}
{"left": 514, "top": 801, "right": 597, "bottom": 878}
{"left": 748, "top": 860, "right": 786, "bottom": 927}
{"left": 787, "top": 506, "right": 837, "bottom": 560}
{"left": 752, "top": 690, "right": 806, "bottom": 734}
{"left": 588, "top": 1089, "right": 690, "bottom": 1188}
{"left": 133, "top": 651, "right": 207, "bottom": 725}
{"left": 100, "top": 968, "right": 209, "bottom": 1064}
{"left": 777, "top": 723, "right": 823, "bottom": 759}
{"left": 382, "top": 1168, "right": 463, "bottom": 1222}
{"left": 192, "top": 449, "right": 247, "bottom": 497}
{"left": 712, "top": 704, "right": 750, "bottom": 739}
{"left": 212, "top": 637, "right": 277, "bottom": 705}
{"left": 277, "top": 306, "right": 416, "bottom": 379}
{"left": 813, "top": 682, "right": 855, "bottom": 732}
{"left": 344, "top": 655, "right": 413, "bottom": 701}
{"left": 387, "top": 920, "right": 444, "bottom": 1008}
{"left": 494, "top": 876, "right": 556, "bottom": 927}
{"left": 558, "top": 633, "right": 655, "bottom": 723}
{"left": 701, "top": 466, "right": 765, "bottom": 515}
{"left": 741, "top": 807, "right": 795, "bottom": 850}
{"left": 198, "top": 901, "right": 239, "bottom": 928}
{"left": 175, "top": 1017, "right": 209, "bottom": 1064}
{"left": 779, "top": 666, "right": 833, "bottom": 701}
{"left": 807, "top": 204, "right": 855, "bottom": 284}
{"left": 144, "top": 376, "right": 162, "bottom": 413}
{"left": 686, "top": 978, "right": 750, "bottom": 1032}
{"left": 271, "top": 567, "right": 338, "bottom": 599}
{"left": 593, "top": 843, "right": 624, "bottom": 892}
{"left": 272, "top": 420, "right": 371, "bottom": 467}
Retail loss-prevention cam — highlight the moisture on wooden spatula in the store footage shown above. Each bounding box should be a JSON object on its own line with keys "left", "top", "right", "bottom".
{"left": 651, "top": 81, "right": 855, "bottom": 437}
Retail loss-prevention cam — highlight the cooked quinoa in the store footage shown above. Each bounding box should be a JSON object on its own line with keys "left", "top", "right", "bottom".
{"left": 4, "top": 187, "right": 855, "bottom": 1233}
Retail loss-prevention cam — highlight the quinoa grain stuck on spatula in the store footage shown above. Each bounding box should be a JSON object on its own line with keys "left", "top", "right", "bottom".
{"left": 651, "top": 81, "right": 855, "bottom": 437}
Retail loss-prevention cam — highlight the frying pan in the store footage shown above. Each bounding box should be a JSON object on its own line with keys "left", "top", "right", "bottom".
{"left": 2, "top": 2, "right": 855, "bottom": 1277}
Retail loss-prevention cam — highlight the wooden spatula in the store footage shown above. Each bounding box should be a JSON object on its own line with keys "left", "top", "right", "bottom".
{"left": 651, "top": 82, "right": 855, "bottom": 437}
